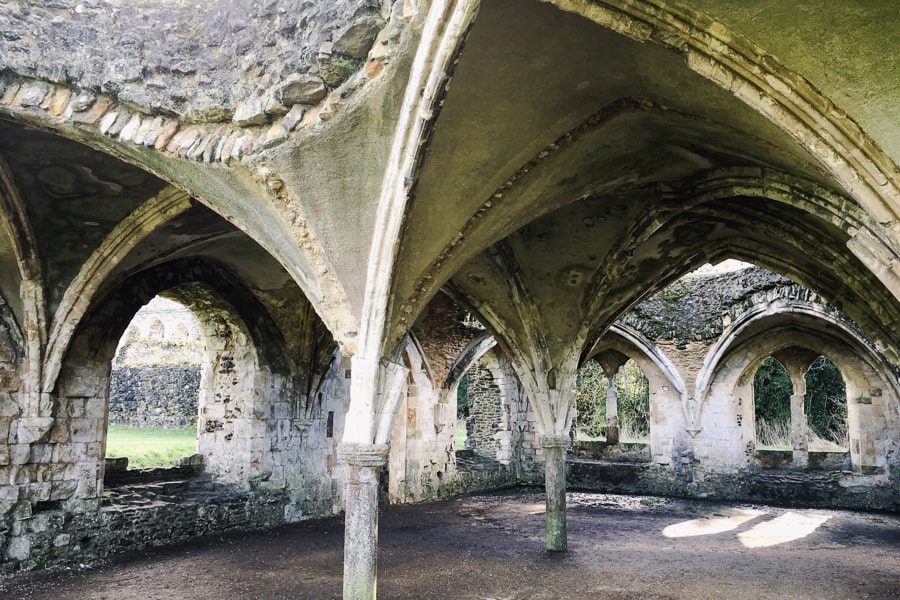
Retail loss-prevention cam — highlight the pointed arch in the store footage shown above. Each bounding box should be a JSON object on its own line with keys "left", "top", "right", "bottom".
{"left": 545, "top": 0, "right": 900, "bottom": 228}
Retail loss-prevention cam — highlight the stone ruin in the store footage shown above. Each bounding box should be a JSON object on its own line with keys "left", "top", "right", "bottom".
{"left": 0, "top": 2, "right": 898, "bottom": 597}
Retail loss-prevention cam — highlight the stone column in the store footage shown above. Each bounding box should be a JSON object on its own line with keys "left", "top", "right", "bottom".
{"left": 339, "top": 442, "right": 390, "bottom": 600}
{"left": 541, "top": 434, "right": 569, "bottom": 551}
{"left": 790, "top": 381, "right": 809, "bottom": 467}
{"left": 605, "top": 371, "right": 619, "bottom": 445}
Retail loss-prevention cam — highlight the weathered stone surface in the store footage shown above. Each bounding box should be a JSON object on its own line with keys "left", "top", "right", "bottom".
{"left": 232, "top": 99, "right": 268, "bottom": 127}
{"left": 277, "top": 74, "right": 328, "bottom": 106}
{"left": 0, "top": 0, "right": 387, "bottom": 122}
{"left": 333, "top": 15, "right": 385, "bottom": 59}
{"left": 623, "top": 267, "right": 792, "bottom": 342}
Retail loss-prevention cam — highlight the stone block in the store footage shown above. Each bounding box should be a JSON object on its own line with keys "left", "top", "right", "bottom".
{"left": 17, "top": 417, "right": 54, "bottom": 443}
{"left": 0, "top": 483, "right": 18, "bottom": 501}
{"left": 5, "top": 535, "right": 31, "bottom": 561}
{"left": 84, "top": 398, "right": 107, "bottom": 418}
{"left": 49, "top": 480, "right": 78, "bottom": 501}
{"left": 29, "top": 444, "right": 53, "bottom": 464}
{"left": 0, "top": 393, "right": 18, "bottom": 417}
{"left": 74, "top": 475, "right": 99, "bottom": 498}
{"left": 26, "top": 482, "right": 51, "bottom": 502}
{"left": 48, "top": 422, "right": 70, "bottom": 444}
{"left": 52, "top": 443, "right": 76, "bottom": 463}
{"left": 70, "top": 418, "right": 102, "bottom": 443}
{"left": 10, "top": 444, "right": 30, "bottom": 465}
{"left": 67, "top": 398, "right": 86, "bottom": 417}
{"left": 11, "top": 500, "right": 32, "bottom": 520}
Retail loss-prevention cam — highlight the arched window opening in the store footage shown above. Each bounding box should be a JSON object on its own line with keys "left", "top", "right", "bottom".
{"left": 804, "top": 356, "right": 848, "bottom": 451}
{"left": 106, "top": 296, "right": 202, "bottom": 469}
{"left": 575, "top": 358, "right": 649, "bottom": 443}
{"left": 753, "top": 357, "right": 792, "bottom": 449}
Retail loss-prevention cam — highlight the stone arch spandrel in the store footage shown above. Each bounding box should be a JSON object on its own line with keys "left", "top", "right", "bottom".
{"left": 444, "top": 331, "right": 496, "bottom": 393}
{"left": 0, "top": 86, "right": 360, "bottom": 355}
{"left": 586, "top": 324, "right": 688, "bottom": 462}
{"left": 696, "top": 299, "right": 900, "bottom": 406}
{"left": 41, "top": 186, "right": 193, "bottom": 394}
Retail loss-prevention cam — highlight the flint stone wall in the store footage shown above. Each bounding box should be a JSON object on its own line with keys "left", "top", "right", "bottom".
{"left": 0, "top": 0, "right": 386, "bottom": 123}
{"left": 0, "top": 488, "right": 290, "bottom": 574}
{"left": 569, "top": 460, "right": 900, "bottom": 512}
{"left": 465, "top": 362, "right": 503, "bottom": 456}
{"left": 108, "top": 366, "right": 200, "bottom": 429}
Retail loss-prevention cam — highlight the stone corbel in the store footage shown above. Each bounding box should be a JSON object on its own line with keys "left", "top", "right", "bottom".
{"left": 18, "top": 279, "right": 54, "bottom": 442}
{"left": 682, "top": 393, "right": 702, "bottom": 438}
{"left": 17, "top": 415, "right": 54, "bottom": 443}
{"left": 433, "top": 399, "right": 447, "bottom": 433}
{"left": 373, "top": 361, "right": 410, "bottom": 444}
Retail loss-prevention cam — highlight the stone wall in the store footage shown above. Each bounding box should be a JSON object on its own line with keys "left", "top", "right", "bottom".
{"left": 464, "top": 361, "right": 503, "bottom": 455}
{"left": 412, "top": 292, "right": 486, "bottom": 388}
{"left": 0, "top": 0, "right": 387, "bottom": 124}
{"left": 569, "top": 461, "right": 900, "bottom": 512}
{"left": 2, "top": 265, "right": 899, "bottom": 574}
{"left": 108, "top": 366, "right": 200, "bottom": 429}
{"left": 1, "top": 485, "right": 290, "bottom": 574}
{"left": 622, "top": 267, "right": 791, "bottom": 342}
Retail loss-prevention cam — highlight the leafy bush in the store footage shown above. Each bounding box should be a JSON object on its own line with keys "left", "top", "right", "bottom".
{"left": 753, "top": 356, "right": 847, "bottom": 449}
{"left": 575, "top": 359, "right": 649, "bottom": 440}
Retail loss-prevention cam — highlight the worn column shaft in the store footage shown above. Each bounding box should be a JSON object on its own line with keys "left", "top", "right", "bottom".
{"left": 605, "top": 375, "right": 619, "bottom": 444}
{"left": 339, "top": 443, "right": 390, "bottom": 600}
{"left": 541, "top": 434, "right": 568, "bottom": 551}
{"left": 790, "top": 393, "right": 808, "bottom": 467}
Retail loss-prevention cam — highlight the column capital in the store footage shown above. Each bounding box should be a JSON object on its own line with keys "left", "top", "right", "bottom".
{"left": 539, "top": 434, "right": 570, "bottom": 448}
{"left": 337, "top": 443, "right": 391, "bottom": 467}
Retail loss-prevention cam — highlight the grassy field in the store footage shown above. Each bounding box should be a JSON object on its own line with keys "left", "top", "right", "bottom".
{"left": 456, "top": 427, "right": 467, "bottom": 448}
{"left": 106, "top": 426, "right": 197, "bottom": 468}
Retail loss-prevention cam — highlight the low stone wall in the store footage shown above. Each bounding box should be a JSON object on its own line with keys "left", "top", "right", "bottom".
{"left": 109, "top": 366, "right": 200, "bottom": 429}
{"left": 569, "top": 460, "right": 900, "bottom": 511}
{"left": 1, "top": 487, "right": 290, "bottom": 574}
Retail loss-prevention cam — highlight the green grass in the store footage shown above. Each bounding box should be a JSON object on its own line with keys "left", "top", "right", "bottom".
{"left": 455, "top": 427, "right": 467, "bottom": 448}
{"left": 106, "top": 426, "right": 197, "bottom": 468}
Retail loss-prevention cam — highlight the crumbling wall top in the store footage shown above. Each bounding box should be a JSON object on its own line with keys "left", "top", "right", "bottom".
{"left": 0, "top": 0, "right": 387, "bottom": 122}
{"left": 622, "top": 267, "right": 793, "bottom": 342}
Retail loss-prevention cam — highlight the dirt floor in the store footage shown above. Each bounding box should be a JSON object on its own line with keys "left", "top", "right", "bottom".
{"left": 2, "top": 489, "right": 899, "bottom": 599}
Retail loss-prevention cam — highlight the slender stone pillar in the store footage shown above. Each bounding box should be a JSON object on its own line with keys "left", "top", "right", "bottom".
{"left": 541, "top": 434, "right": 569, "bottom": 551}
{"left": 790, "top": 390, "right": 809, "bottom": 467}
{"left": 605, "top": 372, "right": 619, "bottom": 444}
{"left": 339, "top": 442, "right": 390, "bottom": 600}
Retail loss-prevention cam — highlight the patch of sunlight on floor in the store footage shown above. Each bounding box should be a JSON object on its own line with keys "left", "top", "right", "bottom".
{"left": 518, "top": 503, "right": 545, "bottom": 515}
{"left": 737, "top": 512, "right": 831, "bottom": 548}
{"left": 662, "top": 508, "right": 766, "bottom": 538}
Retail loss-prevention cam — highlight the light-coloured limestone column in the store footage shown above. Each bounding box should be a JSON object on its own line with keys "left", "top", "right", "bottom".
{"left": 339, "top": 442, "right": 390, "bottom": 600}
{"left": 790, "top": 384, "right": 809, "bottom": 467}
{"left": 773, "top": 350, "right": 816, "bottom": 468}
{"left": 541, "top": 434, "right": 569, "bottom": 551}
{"left": 605, "top": 371, "right": 619, "bottom": 445}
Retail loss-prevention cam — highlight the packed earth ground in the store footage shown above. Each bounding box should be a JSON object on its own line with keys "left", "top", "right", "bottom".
{"left": 2, "top": 489, "right": 897, "bottom": 599}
